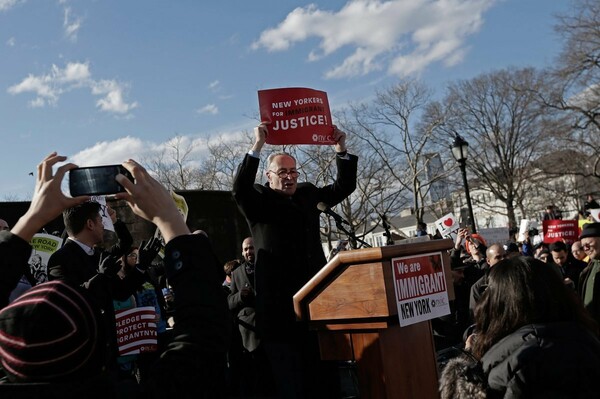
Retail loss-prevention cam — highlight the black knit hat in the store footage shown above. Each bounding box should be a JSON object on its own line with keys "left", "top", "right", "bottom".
{"left": 580, "top": 222, "right": 600, "bottom": 240}
{"left": 0, "top": 280, "right": 107, "bottom": 382}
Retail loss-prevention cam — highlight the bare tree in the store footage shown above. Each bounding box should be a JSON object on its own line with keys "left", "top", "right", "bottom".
{"left": 143, "top": 135, "right": 203, "bottom": 191}
{"left": 291, "top": 137, "right": 393, "bottom": 250}
{"left": 197, "top": 133, "right": 253, "bottom": 190}
{"left": 434, "top": 67, "right": 562, "bottom": 228}
{"left": 539, "top": 0, "right": 600, "bottom": 191}
{"left": 337, "top": 79, "right": 452, "bottom": 231}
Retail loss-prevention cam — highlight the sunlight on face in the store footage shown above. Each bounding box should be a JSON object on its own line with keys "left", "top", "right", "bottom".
{"left": 266, "top": 154, "right": 298, "bottom": 196}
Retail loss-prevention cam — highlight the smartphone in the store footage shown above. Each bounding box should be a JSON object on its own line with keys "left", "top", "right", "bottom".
{"left": 68, "top": 165, "right": 134, "bottom": 197}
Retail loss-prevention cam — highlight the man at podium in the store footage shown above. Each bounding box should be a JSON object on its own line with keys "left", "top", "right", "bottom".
{"left": 232, "top": 122, "right": 358, "bottom": 398}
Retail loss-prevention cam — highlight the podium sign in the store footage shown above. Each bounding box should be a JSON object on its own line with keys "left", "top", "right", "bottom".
{"left": 294, "top": 239, "right": 454, "bottom": 399}
{"left": 392, "top": 252, "right": 450, "bottom": 327}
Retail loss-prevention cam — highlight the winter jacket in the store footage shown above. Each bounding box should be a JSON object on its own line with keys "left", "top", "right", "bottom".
{"left": 481, "top": 322, "right": 600, "bottom": 398}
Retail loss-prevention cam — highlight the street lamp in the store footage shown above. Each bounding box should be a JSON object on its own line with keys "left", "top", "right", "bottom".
{"left": 451, "top": 134, "right": 477, "bottom": 233}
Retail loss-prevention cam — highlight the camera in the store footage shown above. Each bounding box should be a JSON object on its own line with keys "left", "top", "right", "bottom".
{"left": 68, "top": 165, "right": 134, "bottom": 197}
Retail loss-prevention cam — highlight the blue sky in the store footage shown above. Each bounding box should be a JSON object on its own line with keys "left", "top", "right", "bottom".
{"left": 1, "top": 0, "right": 571, "bottom": 200}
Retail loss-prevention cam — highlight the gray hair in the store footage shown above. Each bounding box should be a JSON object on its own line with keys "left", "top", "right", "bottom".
{"left": 266, "top": 152, "right": 295, "bottom": 169}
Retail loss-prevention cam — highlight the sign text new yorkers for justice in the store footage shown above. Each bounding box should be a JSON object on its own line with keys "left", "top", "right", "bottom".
{"left": 258, "top": 87, "right": 335, "bottom": 145}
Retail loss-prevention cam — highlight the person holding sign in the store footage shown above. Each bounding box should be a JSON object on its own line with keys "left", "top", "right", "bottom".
{"left": 232, "top": 122, "right": 357, "bottom": 398}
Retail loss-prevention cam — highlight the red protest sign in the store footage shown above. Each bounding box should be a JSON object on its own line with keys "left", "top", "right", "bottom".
{"left": 542, "top": 219, "right": 579, "bottom": 244}
{"left": 391, "top": 252, "right": 450, "bottom": 327}
{"left": 115, "top": 306, "right": 158, "bottom": 356}
{"left": 257, "top": 87, "right": 334, "bottom": 145}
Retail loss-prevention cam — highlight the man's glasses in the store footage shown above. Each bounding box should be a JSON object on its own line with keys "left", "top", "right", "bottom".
{"left": 582, "top": 243, "right": 593, "bottom": 250}
{"left": 268, "top": 170, "right": 299, "bottom": 179}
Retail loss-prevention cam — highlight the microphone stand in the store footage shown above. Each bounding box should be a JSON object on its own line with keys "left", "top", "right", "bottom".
{"left": 334, "top": 218, "right": 371, "bottom": 249}
{"left": 381, "top": 214, "right": 394, "bottom": 246}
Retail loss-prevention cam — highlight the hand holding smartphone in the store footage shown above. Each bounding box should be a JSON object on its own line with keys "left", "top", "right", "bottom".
{"left": 68, "top": 164, "right": 135, "bottom": 197}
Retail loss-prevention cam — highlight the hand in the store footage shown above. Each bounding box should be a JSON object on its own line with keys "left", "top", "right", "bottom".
{"left": 332, "top": 125, "right": 347, "bottom": 153}
{"left": 252, "top": 123, "right": 268, "bottom": 152}
{"left": 138, "top": 236, "right": 162, "bottom": 270}
{"left": 114, "top": 160, "right": 190, "bottom": 244}
{"left": 98, "top": 253, "right": 122, "bottom": 277}
{"left": 12, "top": 152, "right": 89, "bottom": 242}
{"left": 107, "top": 203, "right": 117, "bottom": 224}
{"left": 455, "top": 228, "right": 468, "bottom": 249}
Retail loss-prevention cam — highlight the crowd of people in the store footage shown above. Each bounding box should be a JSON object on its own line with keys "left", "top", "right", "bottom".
{"left": 0, "top": 122, "right": 357, "bottom": 399}
{"left": 437, "top": 216, "right": 600, "bottom": 397}
{"left": 3, "top": 122, "right": 600, "bottom": 398}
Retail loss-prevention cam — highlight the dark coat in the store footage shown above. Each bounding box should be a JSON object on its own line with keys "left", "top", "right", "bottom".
{"left": 0, "top": 232, "right": 230, "bottom": 399}
{"left": 0, "top": 231, "right": 31, "bottom": 309}
{"left": 232, "top": 153, "right": 358, "bottom": 339}
{"left": 578, "top": 259, "right": 600, "bottom": 325}
{"left": 228, "top": 261, "right": 260, "bottom": 352}
{"left": 481, "top": 322, "right": 600, "bottom": 398}
{"left": 47, "top": 221, "right": 145, "bottom": 364}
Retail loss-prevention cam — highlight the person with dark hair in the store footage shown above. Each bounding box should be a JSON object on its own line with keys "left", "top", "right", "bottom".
{"left": 233, "top": 123, "right": 357, "bottom": 398}
{"left": 0, "top": 153, "right": 230, "bottom": 398}
{"left": 549, "top": 240, "right": 586, "bottom": 289}
{"left": 440, "top": 256, "right": 600, "bottom": 398}
{"left": 47, "top": 200, "right": 146, "bottom": 379}
{"left": 584, "top": 194, "right": 600, "bottom": 212}
{"left": 223, "top": 258, "right": 241, "bottom": 294}
{"left": 467, "top": 244, "right": 506, "bottom": 322}
{"left": 415, "top": 221, "right": 428, "bottom": 237}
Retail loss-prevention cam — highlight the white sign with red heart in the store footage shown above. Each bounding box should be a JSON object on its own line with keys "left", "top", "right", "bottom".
{"left": 435, "top": 213, "right": 460, "bottom": 241}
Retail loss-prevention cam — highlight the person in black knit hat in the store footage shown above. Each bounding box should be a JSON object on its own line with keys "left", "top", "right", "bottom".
{"left": 0, "top": 152, "right": 230, "bottom": 398}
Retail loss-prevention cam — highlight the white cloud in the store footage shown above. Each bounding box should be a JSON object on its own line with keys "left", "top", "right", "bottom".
{"left": 208, "top": 80, "right": 220, "bottom": 90}
{"left": 7, "top": 61, "right": 138, "bottom": 115}
{"left": 197, "top": 104, "right": 219, "bottom": 115}
{"left": 69, "top": 137, "right": 154, "bottom": 167}
{"left": 6, "top": 37, "right": 16, "bottom": 46}
{"left": 69, "top": 131, "right": 246, "bottom": 166}
{"left": 91, "top": 79, "right": 139, "bottom": 114}
{"left": 63, "top": 6, "right": 83, "bottom": 42}
{"left": 252, "top": 0, "right": 495, "bottom": 79}
{"left": 0, "top": 0, "right": 23, "bottom": 12}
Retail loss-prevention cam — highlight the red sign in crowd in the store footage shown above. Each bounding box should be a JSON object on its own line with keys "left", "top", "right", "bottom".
{"left": 542, "top": 219, "right": 579, "bottom": 244}
{"left": 115, "top": 306, "right": 158, "bottom": 356}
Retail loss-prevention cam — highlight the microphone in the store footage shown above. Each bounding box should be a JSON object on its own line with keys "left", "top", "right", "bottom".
{"left": 317, "top": 202, "right": 350, "bottom": 225}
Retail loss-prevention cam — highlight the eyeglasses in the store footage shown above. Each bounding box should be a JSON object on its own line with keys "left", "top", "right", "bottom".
{"left": 127, "top": 253, "right": 138, "bottom": 259}
{"left": 582, "top": 243, "right": 593, "bottom": 250}
{"left": 268, "top": 169, "right": 299, "bottom": 179}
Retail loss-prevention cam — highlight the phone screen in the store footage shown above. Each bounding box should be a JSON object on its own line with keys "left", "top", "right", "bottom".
{"left": 68, "top": 165, "right": 133, "bottom": 197}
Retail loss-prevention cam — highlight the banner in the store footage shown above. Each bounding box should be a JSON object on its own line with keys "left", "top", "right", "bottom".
{"left": 91, "top": 196, "right": 115, "bottom": 232}
{"left": 588, "top": 208, "right": 600, "bottom": 222}
{"left": 29, "top": 233, "right": 63, "bottom": 284}
{"left": 477, "top": 227, "right": 510, "bottom": 246}
{"left": 434, "top": 212, "right": 460, "bottom": 242}
{"left": 391, "top": 252, "right": 450, "bottom": 327}
{"left": 516, "top": 219, "right": 531, "bottom": 243}
{"left": 542, "top": 219, "right": 579, "bottom": 244}
{"left": 115, "top": 306, "right": 158, "bottom": 356}
{"left": 257, "top": 87, "right": 334, "bottom": 145}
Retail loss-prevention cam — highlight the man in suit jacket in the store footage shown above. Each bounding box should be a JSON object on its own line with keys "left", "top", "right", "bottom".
{"left": 228, "top": 236, "right": 275, "bottom": 396}
{"left": 48, "top": 201, "right": 146, "bottom": 369}
{"left": 228, "top": 236, "right": 259, "bottom": 352}
{"left": 232, "top": 123, "right": 357, "bottom": 398}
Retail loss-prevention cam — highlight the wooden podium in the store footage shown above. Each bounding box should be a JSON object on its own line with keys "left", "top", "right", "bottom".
{"left": 293, "top": 239, "right": 454, "bottom": 399}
